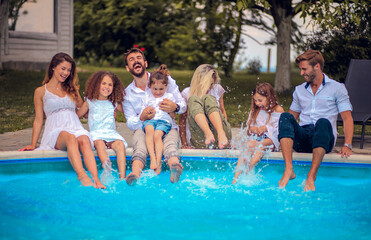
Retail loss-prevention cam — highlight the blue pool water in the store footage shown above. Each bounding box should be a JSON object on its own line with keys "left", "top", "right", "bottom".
{"left": 1, "top": 158, "right": 371, "bottom": 240}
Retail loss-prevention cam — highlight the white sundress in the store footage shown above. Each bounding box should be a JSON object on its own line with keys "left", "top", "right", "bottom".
{"left": 37, "top": 85, "right": 92, "bottom": 150}
{"left": 87, "top": 99, "right": 128, "bottom": 148}
{"left": 246, "top": 110, "right": 282, "bottom": 151}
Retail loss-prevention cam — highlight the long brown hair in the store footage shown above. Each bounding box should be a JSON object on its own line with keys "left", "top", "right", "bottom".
{"left": 247, "top": 82, "right": 279, "bottom": 127}
{"left": 84, "top": 71, "right": 125, "bottom": 105}
{"left": 148, "top": 64, "right": 169, "bottom": 87}
{"left": 43, "top": 52, "right": 79, "bottom": 100}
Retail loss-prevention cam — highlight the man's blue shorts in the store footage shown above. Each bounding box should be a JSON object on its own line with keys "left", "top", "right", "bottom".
{"left": 143, "top": 119, "right": 172, "bottom": 135}
{"left": 278, "top": 112, "right": 334, "bottom": 153}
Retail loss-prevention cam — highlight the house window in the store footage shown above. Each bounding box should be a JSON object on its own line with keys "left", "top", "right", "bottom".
{"left": 8, "top": 0, "right": 54, "bottom": 33}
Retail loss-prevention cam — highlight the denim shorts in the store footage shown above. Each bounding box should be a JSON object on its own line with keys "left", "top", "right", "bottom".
{"left": 143, "top": 119, "right": 172, "bottom": 135}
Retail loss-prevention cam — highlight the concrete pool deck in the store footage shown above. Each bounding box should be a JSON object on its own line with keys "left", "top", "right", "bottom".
{"left": 1, "top": 123, "right": 371, "bottom": 164}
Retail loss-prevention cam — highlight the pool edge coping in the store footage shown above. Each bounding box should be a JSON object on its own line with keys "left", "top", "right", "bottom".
{"left": 1, "top": 148, "right": 371, "bottom": 165}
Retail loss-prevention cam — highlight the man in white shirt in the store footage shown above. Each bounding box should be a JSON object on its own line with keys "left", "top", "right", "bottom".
{"left": 123, "top": 48, "right": 186, "bottom": 185}
{"left": 278, "top": 49, "right": 354, "bottom": 191}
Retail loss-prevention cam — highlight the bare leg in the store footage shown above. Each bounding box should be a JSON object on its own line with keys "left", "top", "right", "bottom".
{"left": 126, "top": 159, "right": 145, "bottom": 186}
{"left": 111, "top": 140, "right": 127, "bottom": 180}
{"left": 304, "top": 147, "right": 325, "bottom": 191}
{"left": 278, "top": 138, "right": 296, "bottom": 188}
{"left": 232, "top": 156, "right": 246, "bottom": 184}
{"left": 144, "top": 125, "right": 157, "bottom": 170}
{"left": 194, "top": 113, "right": 215, "bottom": 146}
{"left": 94, "top": 140, "right": 110, "bottom": 167}
{"left": 78, "top": 135, "right": 106, "bottom": 189}
{"left": 55, "top": 131, "right": 94, "bottom": 187}
{"left": 168, "top": 157, "right": 183, "bottom": 183}
{"left": 154, "top": 130, "right": 165, "bottom": 175}
{"left": 208, "top": 111, "right": 228, "bottom": 149}
{"left": 233, "top": 140, "right": 265, "bottom": 183}
{"left": 248, "top": 138, "right": 274, "bottom": 170}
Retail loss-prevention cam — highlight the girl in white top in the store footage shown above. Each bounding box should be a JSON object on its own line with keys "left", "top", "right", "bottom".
{"left": 233, "top": 82, "right": 284, "bottom": 184}
{"left": 77, "top": 71, "right": 127, "bottom": 180}
{"left": 140, "top": 65, "right": 176, "bottom": 174}
{"left": 180, "top": 84, "right": 227, "bottom": 148}
{"left": 19, "top": 53, "right": 106, "bottom": 189}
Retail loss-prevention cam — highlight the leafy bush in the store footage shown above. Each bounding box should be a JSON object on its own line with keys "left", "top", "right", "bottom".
{"left": 298, "top": 7, "right": 371, "bottom": 82}
{"left": 247, "top": 58, "right": 262, "bottom": 75}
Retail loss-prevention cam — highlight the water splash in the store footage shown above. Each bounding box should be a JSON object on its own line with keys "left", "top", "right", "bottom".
{"left": 231, "top": 123, "right": 274, "bottom": 185}
{"left": 100, "top": 161, "right": 117, "bottom": 186}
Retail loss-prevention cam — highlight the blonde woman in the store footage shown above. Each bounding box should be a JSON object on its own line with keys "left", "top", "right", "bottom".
{"left": 184, "top": 64, "right": 232, "bottom": 149}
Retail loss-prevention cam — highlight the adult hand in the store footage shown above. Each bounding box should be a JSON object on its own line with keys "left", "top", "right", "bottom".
{"left": 159, "top": 98, "right": 177, "bottom": 113}
{"left": 339, "top": 145, "right": 352, "bottom": 158}
{"left": 18, "top": 145, "right": 36, "bottom": 151}
{"left": 140, "top": 106, "right": 155, "bottom": 121}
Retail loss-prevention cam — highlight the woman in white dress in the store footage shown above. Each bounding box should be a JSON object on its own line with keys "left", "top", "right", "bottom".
{"left": 19, "top": 52, "right": 105, "bottom": 189}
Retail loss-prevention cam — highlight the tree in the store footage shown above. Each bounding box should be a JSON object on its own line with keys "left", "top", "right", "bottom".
{"left": 170, "top": 0, "right": 244, "bottom": 76}
{"left": 74, "top": 0, "right": 189, "bottom": 67}
{"left": 74, "top": 0, "right": 247, "bottom": 75}
{"left": 8, "top": 0, "right": 36, "bottom": 31}
{"left": 237, "top": 0, "right": 370, "bottom": 93}
{"left": 299, "top": 5, "right": 371, "bottom": 82}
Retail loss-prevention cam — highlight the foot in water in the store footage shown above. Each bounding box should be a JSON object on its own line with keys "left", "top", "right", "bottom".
{"left": 93, "top": 179, "right": 107, "bottom": 189}
{"left": 304, "top": 178, "right": 316, "bottom": 191}
{"left": 78, "top": 175, "right": 94, "bottom": 187}
{"left": 170, "top": 163, "right": 183, "bottom": 183}
{"left": 278, "top": 169, "right": 296, "bottom": 188}
{"left": 126, "top": 173, "right": 139, "bottom": 186}
{"left": 101, "top": 160, "right": 114, "bottom": 184}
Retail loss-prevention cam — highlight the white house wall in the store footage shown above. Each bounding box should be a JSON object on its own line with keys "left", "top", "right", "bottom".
{"left": 0, "top": 0, "right": 73, "bottom": 70}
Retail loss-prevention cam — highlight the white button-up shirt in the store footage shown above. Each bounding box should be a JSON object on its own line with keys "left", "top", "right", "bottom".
{"left": 123, "top": 72, "right": 186, "bottom": 131}
{"left": 290, "top": 74, "right": 352, "bottom": 141}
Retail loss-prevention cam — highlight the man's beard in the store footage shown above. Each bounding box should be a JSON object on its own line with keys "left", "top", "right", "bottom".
{"left": 129, "top": 62, "right": 146, "bottom": 78}
{"left": 304, "top": 69, "right": 316, "bottom": 83}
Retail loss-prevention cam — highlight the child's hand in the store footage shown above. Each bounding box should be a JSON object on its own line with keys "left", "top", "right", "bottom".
{"left": 140, "top": 106, "right": 155, "bottom": 121}
{"left": 248, "top": 126, "right": 259, "bottom": 135}
{"left": 257, "top": 126, "right": 267, "bottom": 136}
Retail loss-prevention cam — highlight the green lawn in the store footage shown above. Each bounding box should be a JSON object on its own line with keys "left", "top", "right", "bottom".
{"left": 0, "top": 66, "right": 368, "bottom": 135}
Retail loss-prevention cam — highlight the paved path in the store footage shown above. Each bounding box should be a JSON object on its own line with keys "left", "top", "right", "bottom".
{"left": 1, "top": 123, "right": 370, "bottom": 155}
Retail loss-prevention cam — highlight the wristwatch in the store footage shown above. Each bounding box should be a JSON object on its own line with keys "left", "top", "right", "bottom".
{"left": 343, "top": 143, "right": 352, "bottom": 150}
{"left": 175, "top": 104, "right": 180, "bottom": 113}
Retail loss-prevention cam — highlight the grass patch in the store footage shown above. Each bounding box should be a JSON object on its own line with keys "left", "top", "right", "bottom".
{"left": 0, "top": 67, "right": 369, "bottom": 136}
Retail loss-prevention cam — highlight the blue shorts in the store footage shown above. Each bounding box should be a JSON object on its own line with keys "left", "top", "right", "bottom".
{"left": 278, "top": 112, "right": 334, "bottom": 153}
{"left": 143, "top": 119, "right": 172, "bottom": 135}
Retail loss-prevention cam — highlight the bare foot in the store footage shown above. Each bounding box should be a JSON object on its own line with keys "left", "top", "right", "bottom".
{"left": 278, "top": 169, "right": 296, "bottom": 188}
{"left": 170, "top": 163, "right": 183, "bottom": 183}
{"left": 126, "top": 173, "right": 139, "bottom": 186}
{"left": 232, "top": 179, "right": 237, "bottom": 184}
{"left": 154, "top": 164, "right": 162, "bottom": 175}
{"left": 150, "top": 157, "right": 157, "bottom": 170}
{"left": 304, "top": 178, "right": 316, "bottom": 191}
{"left": 93, "top": 178, "right": 107, "bottom": 189}
{"left": 217, "top": 132, "right": 229, "bottom": 149}
{"left": 78, "top": 175, "right": 94, "bottom": 187}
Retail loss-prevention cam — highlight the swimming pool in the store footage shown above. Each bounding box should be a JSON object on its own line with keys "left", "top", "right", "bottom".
{"left": 1, "top": 152, "right": 371, "bottom": 240}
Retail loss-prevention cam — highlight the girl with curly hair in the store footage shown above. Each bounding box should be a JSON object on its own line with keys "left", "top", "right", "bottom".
{"left": 77, "top": 71, "right": 127, "bottom": 180}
